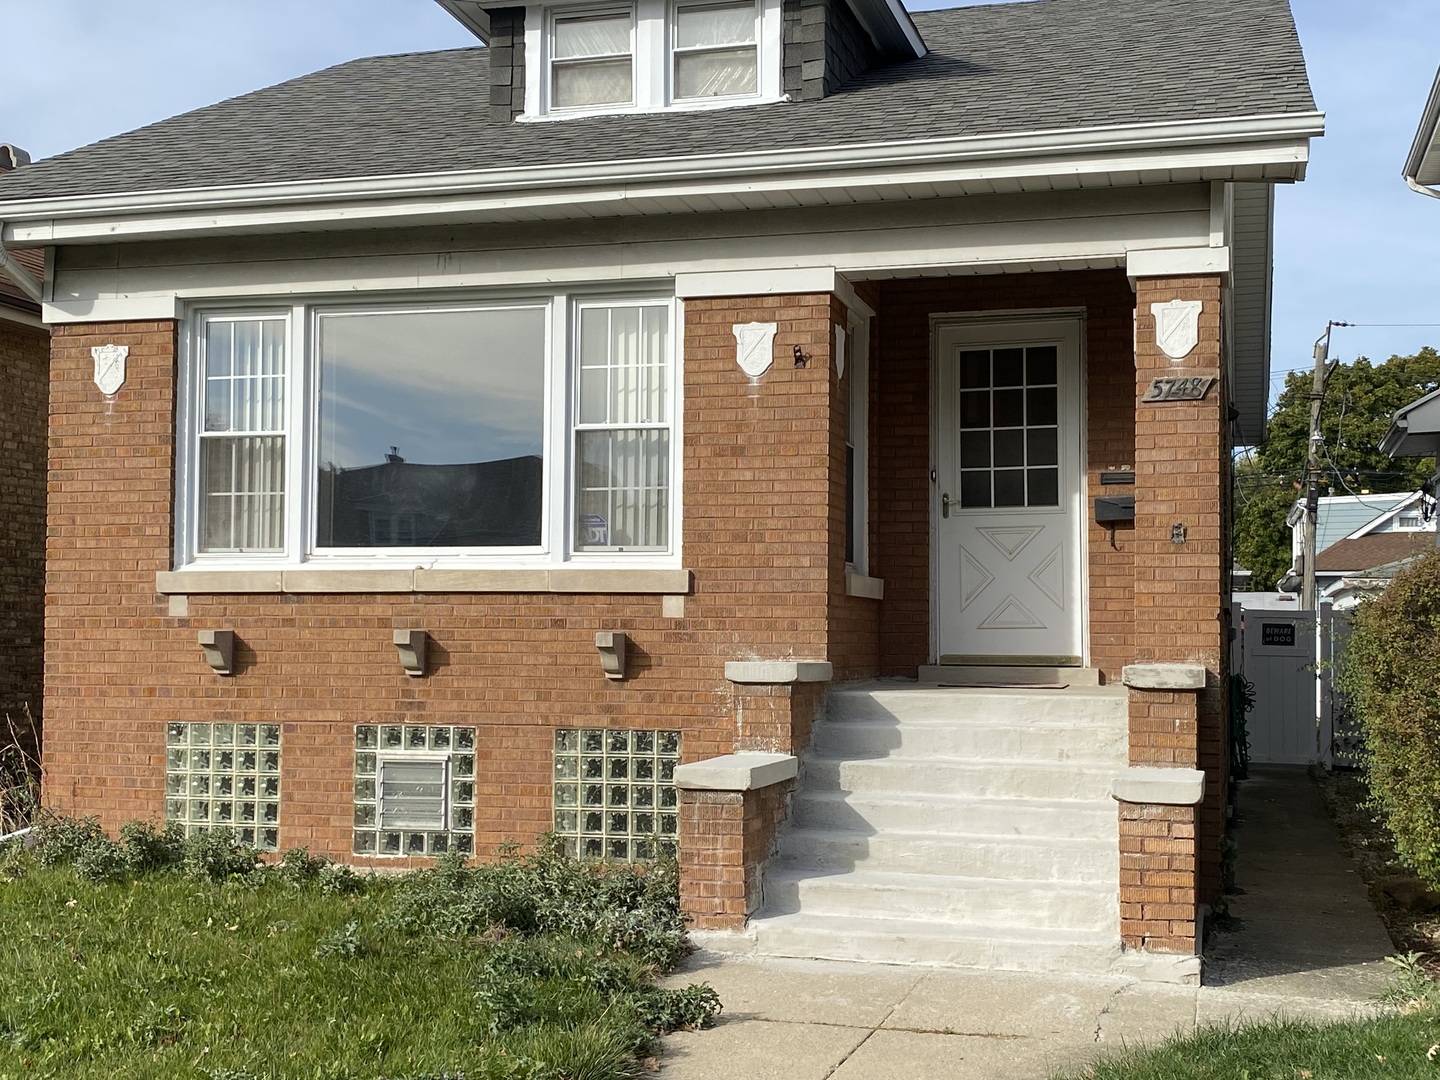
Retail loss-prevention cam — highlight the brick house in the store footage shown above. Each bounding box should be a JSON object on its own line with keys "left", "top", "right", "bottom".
{"left": 0, "top": 0, "right": 1320, "bottom": 979}
{"left": 0, "top": 143, "right": 47, "bottom": 770}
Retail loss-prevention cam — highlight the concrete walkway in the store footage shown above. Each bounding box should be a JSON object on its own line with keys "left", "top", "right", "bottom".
{"left": 659, "top": 767, "right": 1396, "bottom": 1079}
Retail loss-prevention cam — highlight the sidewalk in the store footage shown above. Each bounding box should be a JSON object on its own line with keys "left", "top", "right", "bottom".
{"left": 659, "top": 767, "right": 1395, "bottom": 1079}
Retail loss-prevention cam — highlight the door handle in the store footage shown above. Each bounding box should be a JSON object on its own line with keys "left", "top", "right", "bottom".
{"left": 942, "top": 493, "right": 952, "bottom": 519}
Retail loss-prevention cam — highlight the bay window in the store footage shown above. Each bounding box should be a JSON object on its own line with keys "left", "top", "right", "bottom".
{"left": 181, "top": 294, "right": 677, "bottom": 569}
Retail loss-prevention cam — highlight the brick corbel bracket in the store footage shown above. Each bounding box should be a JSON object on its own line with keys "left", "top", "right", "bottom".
{"left": 1113, "top": 661, "right": 1208, "bottom": 984}
{"left": 676, "top": 752, "right": 799, "bottom": 930}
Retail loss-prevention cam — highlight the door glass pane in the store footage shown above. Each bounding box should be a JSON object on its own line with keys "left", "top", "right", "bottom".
{"left": 960, "top": 391, "right": 989, "bottom": 429}
{"left": 1026, "top": 346, "right": 1058, "bottom": 385}
{"left": 1027, "top": 428, "right": 1058, "bottom": 466}
{"left": 959, "top": 431, "right": 990, "bottom": 468}
{"left": 959, "top": 350, "right": 989, "bottom": 389}
{"left": 1027, "top": 387, "right": 1058, "bottom": 426}
{"left": 992, "top": 430, "right": 1025, "bottom": 469}
{"left": 994, "top": 469, "right": 1026, "bottom": 508}
{"left": 1028, "top": 468, "right": 1059, "bottom": 507}
{"left": 316, "top": 307, "right": 546, "bottom": 548}
{"left": 960, "top": 471, "right": 990, "bottom": 509}
{"left": 992, "top": 348, "right": 1025, "bottom": 387}
{"left": 993, "top": 389, "right": 1024, "bottom": 427}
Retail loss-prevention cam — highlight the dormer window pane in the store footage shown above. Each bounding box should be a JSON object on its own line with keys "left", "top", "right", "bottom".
{"left": 552, "top": 12, "right": 634, "bottom": 108}
{"left": 676, "top": 3, "right": 755, "bottom": 47}
{"left": 673, "top": 2, "right": 757, "bottom": 100}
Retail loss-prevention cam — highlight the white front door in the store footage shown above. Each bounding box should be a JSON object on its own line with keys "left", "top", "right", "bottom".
{"left": 934, "top": 318, "right": 1084, "bottom": 665}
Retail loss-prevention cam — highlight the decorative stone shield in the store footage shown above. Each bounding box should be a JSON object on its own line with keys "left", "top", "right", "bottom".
{"left": 834, "top": 324, "right": 847, "bottom": 381}
{"left": 92, "top": 344, "right": 129, "bottom": 395}
{"left": 732, "top": 322, "right": 777, "bottom": 378}
{"left": 1150, "top": 300, "right": 1203, "bottom": 361}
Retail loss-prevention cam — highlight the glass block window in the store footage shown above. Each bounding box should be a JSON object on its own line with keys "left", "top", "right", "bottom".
{"left": 957, "top": 345, "right": 1060, "bottom": 509}
{"left": 553, "top": 729, "right": 680, "bottom": 861}
{"left": 353, "top": 725, "right": 476, "bottom": 857}
{"left": 165, "top": 723, "right": 281, "bottom": 851}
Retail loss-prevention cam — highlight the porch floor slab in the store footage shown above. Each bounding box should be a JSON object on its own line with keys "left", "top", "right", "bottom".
{"left": 661, "top": 765, "right": 1397, "bottom": 1077}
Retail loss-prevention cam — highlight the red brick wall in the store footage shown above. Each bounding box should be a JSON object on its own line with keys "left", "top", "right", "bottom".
{"left": 870, "top": 271, "right": 1137, "bottom": 679}
{"left": 1131, "top": 276, "right": 1228, "bottom": 907}
{"left": 0, "top": 318, "right": 48, "bottom": 759}
{"left": 678, "top": 780, "right": 791, "bottom": 929}
{"left": 42, "top": 299, "right": 841, "bottom": 863}
{"left": 1118, "top": 803, "right": 1197, "bottom": 953}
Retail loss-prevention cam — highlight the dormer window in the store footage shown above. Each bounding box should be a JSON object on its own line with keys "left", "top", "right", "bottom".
{"left": 672, "top": 1, "right": 758, "bottom": 100}
{"left": 551, "top": 10, "right": 635, "bottom": 108}
{"left": 525, "top": 0, "right": 782, "bottom": 119}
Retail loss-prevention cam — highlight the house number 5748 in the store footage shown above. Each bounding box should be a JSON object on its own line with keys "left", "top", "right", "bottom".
{"left": 1142, "top": 376, "right": 1215, "bottom": 403}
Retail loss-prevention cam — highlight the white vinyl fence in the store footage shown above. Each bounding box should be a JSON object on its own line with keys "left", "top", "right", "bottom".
{"left": 1232, "top": 601, "right": 1336, "bottom": 766}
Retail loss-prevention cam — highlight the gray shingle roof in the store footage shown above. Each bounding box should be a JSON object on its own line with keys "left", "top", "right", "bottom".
{"left": 0, "top": 0, "right": 1316, "bottom": 203}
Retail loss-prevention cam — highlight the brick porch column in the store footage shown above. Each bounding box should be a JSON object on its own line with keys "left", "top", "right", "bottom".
{"left": 1120, "top": 274, "right": 1229, "bottom": 970}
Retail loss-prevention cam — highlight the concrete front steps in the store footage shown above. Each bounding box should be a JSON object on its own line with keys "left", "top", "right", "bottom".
{"left": 742, "top": 680, "right": 1131, "bottom": 975}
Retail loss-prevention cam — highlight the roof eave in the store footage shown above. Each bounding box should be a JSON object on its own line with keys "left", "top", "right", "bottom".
{"left": 435, "top": 0, "right": 491, "bottom": 45}
{"left": 847, "top": 0, "right": 927, "bottom": 60}
{"left": 1382, "top": 386, "right": 1440, "bottom": 457}
{"left": 1404, "top": 66, "right": 1440, "bottom": 190}
{"left": 0, "top": 111, "right": 1324, "bottom": 245}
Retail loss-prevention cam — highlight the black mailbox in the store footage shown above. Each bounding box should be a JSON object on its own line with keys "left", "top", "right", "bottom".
{"left": 1095, "top": 495, "right": 1135, "bottom": 523}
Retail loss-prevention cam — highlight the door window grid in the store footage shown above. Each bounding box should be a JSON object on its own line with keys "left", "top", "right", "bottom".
{"left": 353, "top": 725, "right": 477, "bottom": 857}
{"left": 165, "top": 723, "right": 281, "bottom": 851}
{"left": 552, "top": 728, "right": 680, "bottom": 861}
{"left": 957, "top": 345, "right": 1060, "bottom": 509}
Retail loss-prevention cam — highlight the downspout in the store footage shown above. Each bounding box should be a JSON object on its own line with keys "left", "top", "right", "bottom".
{"left": 0, "top": 229, "right": 44, "bottom": 304}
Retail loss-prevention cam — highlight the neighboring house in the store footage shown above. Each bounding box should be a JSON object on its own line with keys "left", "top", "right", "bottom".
{"left": 0, "top": 0, "right": 1321, "bottom": 979}
{"left": 0, "top": 143, "right": 47, "bottom": 766}
{"left": 1314, "top": 532, "right": 1436, "bottom": 601}
{"left": 1281, "top": 491, "right": 1435, "bottom": 588}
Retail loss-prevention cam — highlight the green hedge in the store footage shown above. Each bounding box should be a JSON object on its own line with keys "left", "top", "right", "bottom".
{"left": 1338, "top": 547, "right": 1440, "bottom": 887}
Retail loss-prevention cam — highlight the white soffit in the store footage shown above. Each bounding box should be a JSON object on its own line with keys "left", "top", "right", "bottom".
{"left": 0, "top": 112, "right": 1323, "bottom": 245}
{"left": 434, "top": 0, "right": 491, "bottom": 43}
{"left": 1405, "top": 66, "right": 1440, "bottom": 188}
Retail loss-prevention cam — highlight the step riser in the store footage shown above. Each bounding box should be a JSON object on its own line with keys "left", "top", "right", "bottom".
{"left": 774, "top": 833, "right": 1118, "bottom": 882}
{"left": 791, "top": 795, "right": 1117, "bottom": 839}
{"left": 763, "top": 877, "right": 1117, "bottom": 930}
{"left": 811, "top": 721, "right": 1126, "bottom": 763}
{"left": 803, "top": 758, "right": 1117, "bottom": 800}
{"left": 750, "top": 925, "right": 1122, "bottom": 973}
{"left": 828, "top": 691, "right": 1127, "bottom": 729}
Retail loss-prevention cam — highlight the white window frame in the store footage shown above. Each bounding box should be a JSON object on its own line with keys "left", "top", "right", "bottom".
{"left": 523, "top": 0, "right": 782, "bottom": 120}
{"left": 175, "top": 290, "right": 681, "bottom": 572}
{"left": 669, "top": 0, "right": 761, "bottom": 104}
{"left": 547, "top": 6, "right": 638, "bottom": 114}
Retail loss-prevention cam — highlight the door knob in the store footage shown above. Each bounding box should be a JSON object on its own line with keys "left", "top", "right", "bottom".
{"left": 942, "top": 493, "right": 953, "bottom": 518}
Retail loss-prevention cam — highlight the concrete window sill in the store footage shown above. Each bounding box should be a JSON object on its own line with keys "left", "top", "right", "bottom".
{"left": 845, "top": 570, "right": 885, "bottom": 600}
{"left": 155, "top": 567, "right": 693, "bottom": 596}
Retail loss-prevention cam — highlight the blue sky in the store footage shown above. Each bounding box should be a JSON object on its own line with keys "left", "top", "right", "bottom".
{"left": 2, "top": 0, "right": 1437, "bottom": 405}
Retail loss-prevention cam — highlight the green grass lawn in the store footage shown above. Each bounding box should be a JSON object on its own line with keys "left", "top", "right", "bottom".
{"left": 0, "top": 822, "right": 718, "bottom": 1080}
{"left": 1063, "top": 1008, "right": 1440, "bottom": 1080}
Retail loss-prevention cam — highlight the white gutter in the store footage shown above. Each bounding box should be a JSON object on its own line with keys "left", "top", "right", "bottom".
{"left": 0, "top": 111, "right": 1324, "bottom": 243}
{"left": 0, "top": 228, "right": 42, "bottom": 303}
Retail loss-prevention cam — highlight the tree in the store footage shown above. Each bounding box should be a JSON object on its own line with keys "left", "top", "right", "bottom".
{"left": 1233, "top": 347, "right": 1440, "bottom": 590}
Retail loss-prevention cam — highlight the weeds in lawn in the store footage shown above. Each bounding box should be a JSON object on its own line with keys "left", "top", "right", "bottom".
{"left": 0, "top": 819, "right": 718, "bottom": 1079}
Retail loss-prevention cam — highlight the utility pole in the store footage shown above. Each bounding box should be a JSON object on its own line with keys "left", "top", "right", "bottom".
{"left": 1302, "top": 322, "right": 1346, "bottom": 610}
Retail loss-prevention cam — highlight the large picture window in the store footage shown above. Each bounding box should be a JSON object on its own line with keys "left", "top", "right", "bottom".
{"left": 316, "top": 307, "right": 547, "bottom": 550}
{"left": 183, "top": 295, "right": 677, "bottom": 568}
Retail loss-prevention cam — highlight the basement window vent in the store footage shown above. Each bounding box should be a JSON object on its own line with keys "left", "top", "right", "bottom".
{"left": 165, "top": 723, "right": 281, "bottom": 851}
{"left": 552, "top": 728, "right": 680, "bottom": 860}
{"left": 353, "top": 725, "right": 476, "bottom": 857}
